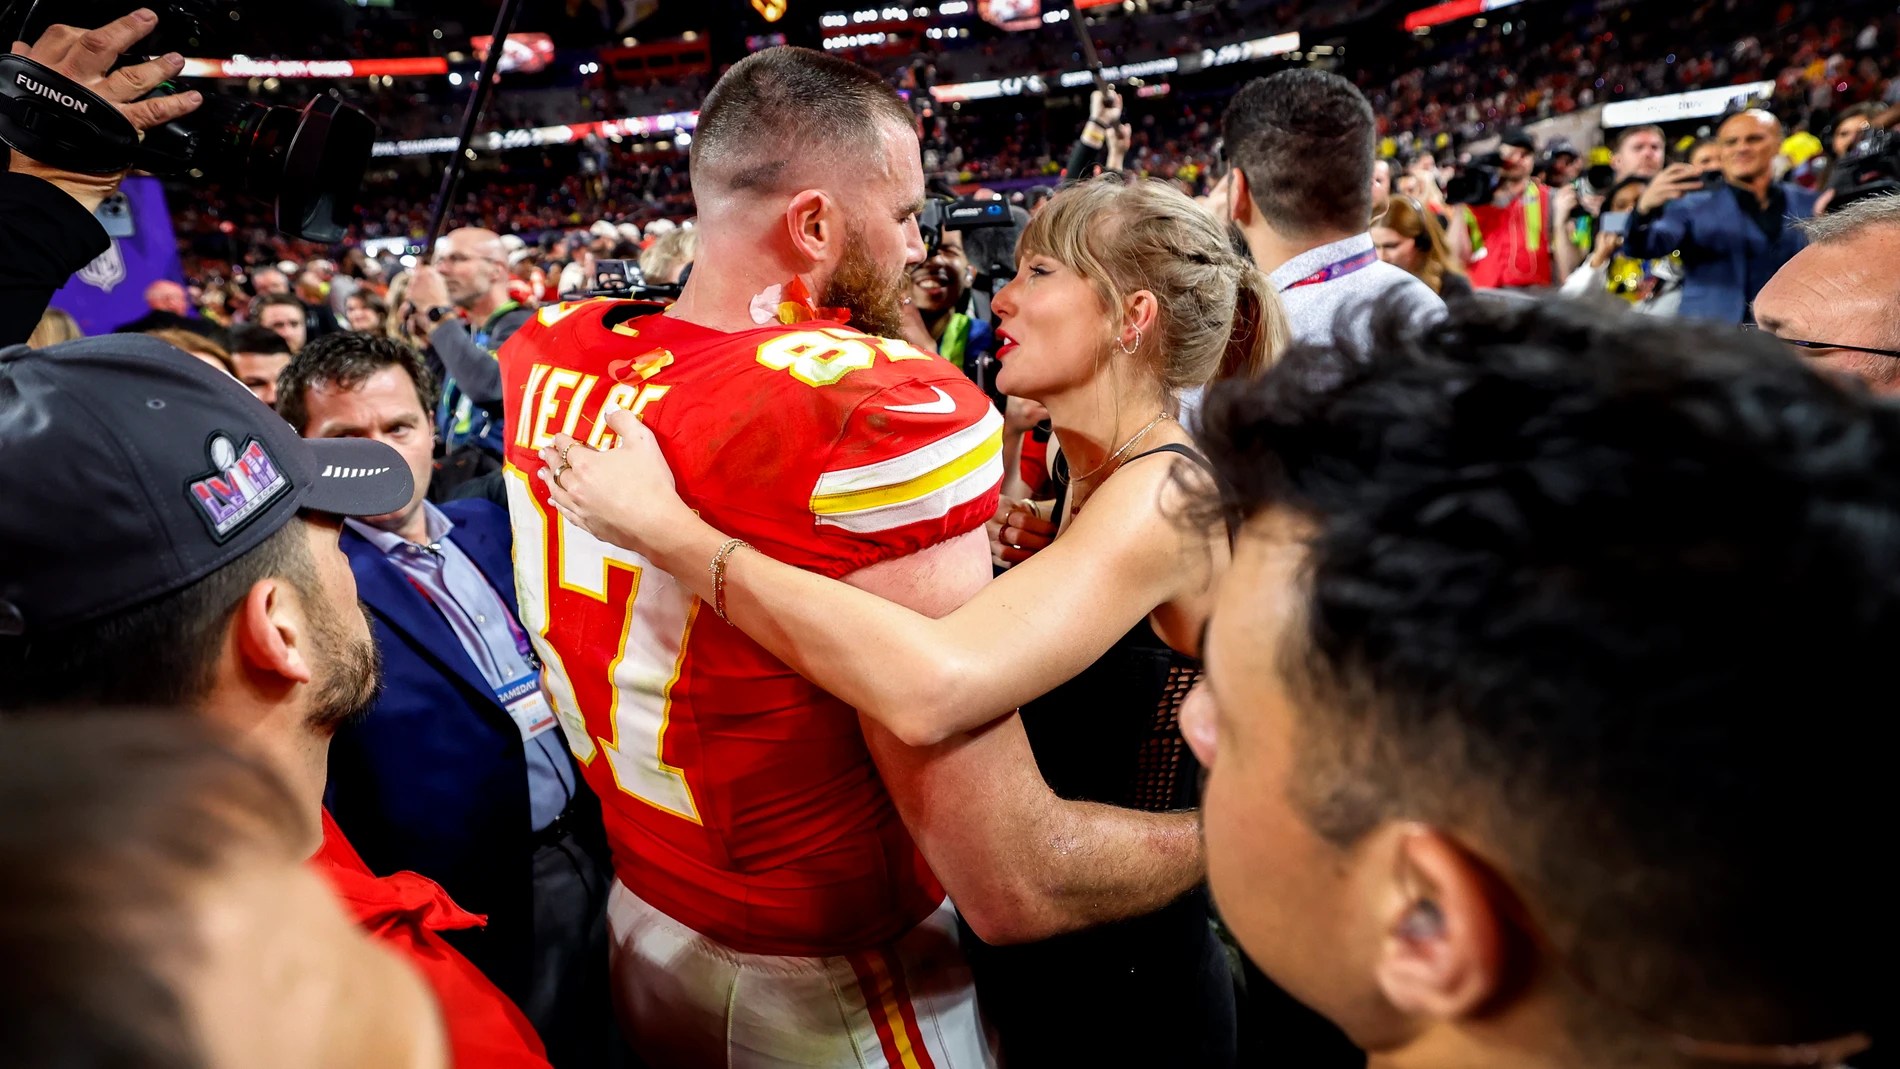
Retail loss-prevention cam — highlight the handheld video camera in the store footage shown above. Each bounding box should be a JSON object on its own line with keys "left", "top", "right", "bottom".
{"left": 918, "top": 194, "right": 1016, "bottom": 258}
{"left": 0, "top": 0, "right": 376, "bottom": 242}
{"left": 1826, "top": 128, "right": 1900, "bottom": 213}
{"left": 1445, "top": 153, "right": 1504, "bottom": 206}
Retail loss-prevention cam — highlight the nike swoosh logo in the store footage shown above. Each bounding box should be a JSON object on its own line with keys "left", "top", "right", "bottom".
{"left": 885, "top": 386, "right": 957, "bottom": 415}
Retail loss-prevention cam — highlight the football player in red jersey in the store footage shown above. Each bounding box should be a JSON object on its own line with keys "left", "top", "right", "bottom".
{"left": 500, "top": 48, "right": 1203, "bottom": 1068}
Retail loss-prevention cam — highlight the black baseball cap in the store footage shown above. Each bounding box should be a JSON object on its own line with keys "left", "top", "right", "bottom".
{"left": 1500, "top": 128, "right": 1538, "bottom": 153}
{"left": 0, "top": 335, "right": 413, "bottom": 636}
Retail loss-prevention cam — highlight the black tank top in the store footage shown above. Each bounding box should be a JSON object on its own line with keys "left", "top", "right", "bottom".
{"left": 958, "top": 443, "right": 1237, "bottom": 1068}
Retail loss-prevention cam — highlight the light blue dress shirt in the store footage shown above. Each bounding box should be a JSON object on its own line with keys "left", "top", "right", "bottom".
{"left": 347, "top": 501, "right": 573, "bottom": 830}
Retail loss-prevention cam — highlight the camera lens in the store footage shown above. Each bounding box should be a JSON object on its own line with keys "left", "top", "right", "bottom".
{"left": 132, "top": 90, "right": 373, "bottom": 242}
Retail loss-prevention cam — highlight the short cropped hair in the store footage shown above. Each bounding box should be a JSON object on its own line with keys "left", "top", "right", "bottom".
{"left": 1196, "top": 298, "right": 1888, "bottom": 1058}
{"left": 224, "top": 322, "right": 290, "bottom": 356}
{"left": 1799, "top": 191, "right": 1900, "bottom": 244}
{"left": 0, "top": 711, "right": 306, "bottom": 1068}
{"left": 690, "top": 46, "right": 914, "bottom": 194}
{"left": 0, "top": 520, "right": 313, "bottom": 710}
{"left": 1610, "top": 123, "right": 1664, "bottom": 153}
{"left": 254, "top": 292, "right": 307, "bottom": 319}
{"left": 1221, "top": 71, "right": 1377, "bottom": 237}
{"left": 276, "top": 331, "right": 438, "bottom": 435}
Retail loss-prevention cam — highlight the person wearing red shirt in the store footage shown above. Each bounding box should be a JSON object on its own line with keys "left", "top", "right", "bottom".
{"left": 0, "top": 331, "right": 551, "bottom": 1068}
{"left": 1465, "top": 129, "right": 1583, "bottom": 290}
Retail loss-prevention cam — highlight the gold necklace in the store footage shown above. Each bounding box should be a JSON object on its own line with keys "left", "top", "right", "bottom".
{"left": 1060, "top": 412, "right": 1173, "bottom": 486}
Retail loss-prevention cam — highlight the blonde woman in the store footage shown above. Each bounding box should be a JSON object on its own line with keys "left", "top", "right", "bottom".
{"left": 542, "top": 176, "right": 1286, "bottom": 1067}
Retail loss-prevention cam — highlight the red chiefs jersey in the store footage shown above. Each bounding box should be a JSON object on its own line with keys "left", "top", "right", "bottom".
{"left": 498, "top": 300, "right": 1003, "bottom": 957}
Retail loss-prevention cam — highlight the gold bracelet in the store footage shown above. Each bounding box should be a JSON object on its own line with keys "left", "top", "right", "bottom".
{"left": 709, "top": 538, "right": 752, "bottom": 623}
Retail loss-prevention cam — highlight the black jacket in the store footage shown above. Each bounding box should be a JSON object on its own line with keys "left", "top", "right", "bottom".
{"left": 0, "top": 172, "right": 110, "bottom": 346}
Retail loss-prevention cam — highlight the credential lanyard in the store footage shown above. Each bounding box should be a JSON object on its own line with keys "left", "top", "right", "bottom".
{"left": 1283, "top": 248, "right": 1378, "bottom": 290}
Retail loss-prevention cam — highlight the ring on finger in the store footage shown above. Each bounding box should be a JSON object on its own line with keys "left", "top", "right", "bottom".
{"left": 560, "top": 443, "right": 576, "bottom": 469}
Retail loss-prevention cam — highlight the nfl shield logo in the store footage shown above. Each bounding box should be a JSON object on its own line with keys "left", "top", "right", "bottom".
{"left": 75, "top": 242, "right": 128, "bottom": 294}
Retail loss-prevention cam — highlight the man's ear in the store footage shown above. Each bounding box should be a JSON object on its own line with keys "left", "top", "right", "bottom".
{"left": 1373, "top": 827, "right": 1511, "bottom": 1023}
{"left": 233, "top": 578, "right": 315, "bottom": 689}
{"left": 784, "top": 189, "right": 839, "bottom": 270}
{"left": 1230, "top": 167, "right": 1256, "bottom": 226}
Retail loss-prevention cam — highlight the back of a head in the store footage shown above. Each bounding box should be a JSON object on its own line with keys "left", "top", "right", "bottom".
{"left": 1221, "top": 70, "right": 1377, "bottom": 237}
{"left": 1197, "top": 298, "right": 1889, "bottom": 1059}
{"left": 689, "top": 47, "right": 913, "bottom": 198}
{"left": 0, "top": 711, "right": 305, "bottom": 1069}
{"left": 1019, "top": 176, "right": 1289, "bottom": 391}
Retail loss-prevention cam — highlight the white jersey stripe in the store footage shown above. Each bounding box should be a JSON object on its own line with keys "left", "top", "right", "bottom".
{"left": 814, "top": 456, "right": 1002, "bottom": 534}
{"left": 812, "top": 406, "right": 1005, "bottom": 498}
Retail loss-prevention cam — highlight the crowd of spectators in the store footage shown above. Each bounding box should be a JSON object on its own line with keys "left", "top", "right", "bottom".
{"left": 8, "top": 7, "right": 1900, "bottom": 1069}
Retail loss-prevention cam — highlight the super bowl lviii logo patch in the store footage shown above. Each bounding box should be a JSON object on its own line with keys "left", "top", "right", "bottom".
{"left": 188, "top": 434, "right": 290, "bottom": 541}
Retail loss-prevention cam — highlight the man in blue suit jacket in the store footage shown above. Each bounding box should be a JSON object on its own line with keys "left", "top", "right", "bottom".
{"left": 279, "top": 333, "right": 615, "bottom": 1069}
{"left": 1624, "top": 109, "right": 1820, "bottom": 324}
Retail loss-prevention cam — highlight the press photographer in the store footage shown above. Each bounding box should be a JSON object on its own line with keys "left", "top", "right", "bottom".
{"left": 1459, "top": 129, "right": 1582, "bottom": 290}
{"left": 0, "top": 9, "right": 201, "bottom": 344}
{"left": 0, "top": 1, "right": 375, "bottom": 345}
{"left": 903, "top": 192, "right": 1015, "bottom": 399}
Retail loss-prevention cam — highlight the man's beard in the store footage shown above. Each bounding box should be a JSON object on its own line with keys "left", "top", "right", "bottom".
{"left": 822, "top": 226, "right": 910, "bottom": 340}
{"left": 305, "top": 603, "right": 382, "bottom": 737}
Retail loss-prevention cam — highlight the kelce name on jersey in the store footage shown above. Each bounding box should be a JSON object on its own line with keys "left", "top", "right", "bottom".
{"left": 513, "top": 357, "right": 674, "bottom": 452}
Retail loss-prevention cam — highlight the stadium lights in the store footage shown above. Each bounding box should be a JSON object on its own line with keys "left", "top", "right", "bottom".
{"left": 939, "top": 0, "right": 970, "bottom": 14}
{"left": 448, "top": 72, "right": 463, "bottom": 85}
{"left": 1041, "top": 9, "right": 1070, "bottom": 22}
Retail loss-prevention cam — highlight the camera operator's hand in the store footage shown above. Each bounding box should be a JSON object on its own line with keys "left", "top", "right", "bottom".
{"left": 1550, "top": 184, "right": 1578, "bottom": 222}
{"left": 1635, "top": 163, "right": 1705, "bottom": 215}
{"left": 1105, "top": 123, "right": 1133, "bottom": 170}
{"left": 403, "top": 264, "right": 451, "bottom": 335}
{"left": 5, "top": 9, "right": 204, "bottom": 213}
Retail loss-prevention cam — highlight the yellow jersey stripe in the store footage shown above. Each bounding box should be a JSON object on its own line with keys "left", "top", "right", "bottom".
{"left": 810, "top": 426, "right": 1002, "bottom": 516}
{"left": 813, "top": 406, "right": 1005, "bottom": 497}
{"left": 863, "top": 952, "right": 925, "bottom": 1069}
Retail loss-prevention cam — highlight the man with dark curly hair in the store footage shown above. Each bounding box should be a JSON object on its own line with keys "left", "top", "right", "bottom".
{"left": 1186, "top": 298, "right": 1885, "bottom": 1069}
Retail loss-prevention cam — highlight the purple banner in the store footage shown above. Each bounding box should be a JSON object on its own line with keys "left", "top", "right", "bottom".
{"left": 48, "top": 177, "right": 187, "bottom": 336}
